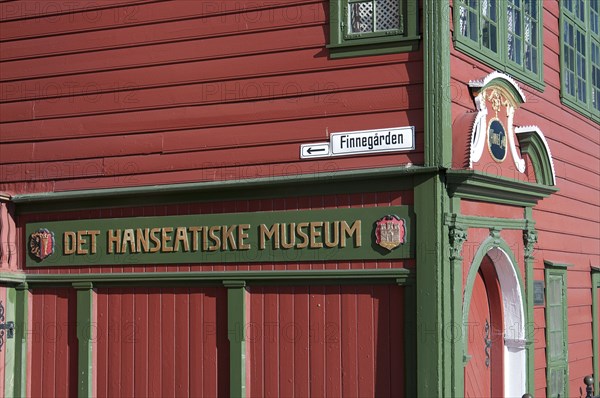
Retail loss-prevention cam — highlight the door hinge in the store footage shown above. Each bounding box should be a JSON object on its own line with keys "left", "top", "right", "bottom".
{"left": 0, "top": 300, "right": 15, "bottom": 352}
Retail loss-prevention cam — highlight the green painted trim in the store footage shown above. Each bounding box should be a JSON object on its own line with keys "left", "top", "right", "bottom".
{"left": 12, "top": 166, "right": 437, "bottom": 214}
{"left": 452, "top": 0, "right": 545, "bottom": 92}
{"left": 544, "top": 266, "right": 569, "bottom": 398}
{"left": 516, "top": 130, "right": 556, "bottom": 186}
{"left": 592, "top": 271, "right": 600, "bottom": 393}
{"left": 424, "top": 0, "right": 451, "bottom": 166}
{"left": 0, "top": 272, "right": 26, "bottom": 284}
{"left": 328, "top": 0, "right": 420, "bottom": 58}
{"left": 543, "top": 260, "right": 573, "bottom": 269}
{"left": 21, "top": 269, "right": 412, "bottom": 285}
{"left": 226, "top": 283, "right": 246, "bottom": 398}
{"left": 444, "top": 213, "right": 530, "bottom": 230}
{"left": 446, "top": 170, "right": 558, "bottom": 206}
{"left": 414, "top": 173, "right": 453, "bottom": 396}
{"left": 74, "top": 283, "right": 94, "bottom": 398}
{"left": 3, "top": 288, "right": 16, "bottom": 398}
{"left": 461, "top": 235, "right": 528, "bottom": 373}
{"left": 13, "top": 284, "right": 28, "bottom": 398}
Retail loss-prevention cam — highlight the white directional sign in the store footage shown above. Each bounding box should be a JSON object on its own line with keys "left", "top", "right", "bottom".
{"left": 330, "top": 126, "right": 415, "bottom": 155}
{"left": 300, "top": 142, "right": 331, "bottom": 159}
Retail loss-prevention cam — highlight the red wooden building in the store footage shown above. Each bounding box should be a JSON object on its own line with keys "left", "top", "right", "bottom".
{"left": 0, "top": 1, "right": 598, "bottom": 397}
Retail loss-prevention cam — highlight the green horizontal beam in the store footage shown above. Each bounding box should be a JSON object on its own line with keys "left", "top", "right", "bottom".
{"left": 12, "top": 166, "right": 437, "bottom": 213}
{"left": 0, "top": 272, "right": 26, "bottom": 284}
{"left": 20, "top": 269, "right": 413, "bottom": 285}
{"left": 444, "top": 213, "right": 531, "bottom": 230}
{"left": 446, "top": 170, "right": 558, "bottom": 207}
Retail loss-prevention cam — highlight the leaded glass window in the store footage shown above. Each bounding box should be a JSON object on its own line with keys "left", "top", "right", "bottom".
{"left": 561, "top": 0, "right": 600, "bottom": 120}
{"left": 329, "top": 0, "right": 419, "bottom": 58}
{"left": 454, "top": 0, "right": 543, "bottom": 89}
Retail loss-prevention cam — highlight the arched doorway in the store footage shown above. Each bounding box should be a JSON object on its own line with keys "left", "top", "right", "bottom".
{"left": 463, "top": 243, "right": 528, "bottom": 397}
{"left": 465, "top": 255, "right": 504, "bottom": 397}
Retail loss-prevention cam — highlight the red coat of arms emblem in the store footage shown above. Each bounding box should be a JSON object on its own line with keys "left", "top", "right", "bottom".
{"left": 29, "top": 228, "right": 55, "bottom": 261}
{"left": 375, "top": 215, "right": 405, "bottom": 251}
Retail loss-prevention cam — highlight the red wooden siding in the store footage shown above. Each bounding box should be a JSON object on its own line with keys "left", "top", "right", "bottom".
{"left": 29, "top": 288, "right": 78, "bottom": 398}
{"left": 95, "top": 286, "right": 229, "bottom": 398}
{"left": 247, "top": 284, "right": 405, "bottom": 397}
{"left": 18, "top": 191, "right": 414, "bottom": 274}
{"left": 0, "top": 1, "right": 423, "bottom": 194}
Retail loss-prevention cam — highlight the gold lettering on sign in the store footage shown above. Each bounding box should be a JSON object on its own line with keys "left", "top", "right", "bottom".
{"left": 136, "top": 228, "right": 150, "bottom": 252}
{"left": 174, "top": 227, "right": 189, "bottom": 252}
{"left": 161, "top": 227, "right": 173, "bottom": 252}
{"left": 309, "top": 222, "right": 324, "bottom": 249}
{"left": 121, "top": 229, "right": 136, "bottom": 253}
{"left": 341, "top": 220, "right": 362, "bottom": 247}
{"left": 238, "top": 224, "right": 251, "bottom": 250}
{"left": 149, "top": 228, "right": 161, "bottom": 253}
{"left": 107, "top": 229, "right": 121, "bottom": 254}
{"left": 259, "top": 224, "right": 279, "bottom": 249}
{"left": 296, "top": 222, "right": 309, "bottom": 248}
{"left": 189, "top": 227, "right": 201, "bottom": 251}
{"left": 64, "top": 231, "right": 76, "bottom": 255}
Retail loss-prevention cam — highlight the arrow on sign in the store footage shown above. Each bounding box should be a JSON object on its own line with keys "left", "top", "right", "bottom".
{"left": 300, "top": 142, "right": 331, "bottom": 159}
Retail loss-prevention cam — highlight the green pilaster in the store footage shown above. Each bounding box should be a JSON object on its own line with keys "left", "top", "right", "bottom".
{"left": 421, "top": 0, "right": 453, "bottom": 390}
{"left": 3, "top": 287, "right": 16, "bottom": 398}
{"left": 415, "top": 173, "right": 452, "bottom": 397}
{"left": 224, "top": 280, "right": 246, "bottom": 398}
{"left": 13, "top": 283, "right": 29, "bottom": 398}
{"left": 73, "top": 282, "right": 95, "bottom": 398}
{"left": 592, "top": 268, "right": 600, "bottom": 393}
{"left": 423, "top": 0, "right": 452, "bottom": 167}
{"left": 524, "top": 207, "right": 537, "bottom": 394}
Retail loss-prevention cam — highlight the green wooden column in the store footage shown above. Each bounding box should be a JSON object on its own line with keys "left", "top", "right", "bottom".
{"left": 592, "top": 268, "right": 600, "bottom": 393}
{"left": 224, "top": 280, "right": 247, "bottom": 398}
{"left": 3, "top": 286, "right": 16, "bottom": 398}
{"left": 523, "top": 208, "right": 538, "bottom": 395}
{"left": 13, "top": 283, "right": 29, "bottom": 398}
{"left": 415, "top": 173, "right": 452, "bottom": 397}
{"left": 73, "top": 282, "right": 95, "bottom": 398}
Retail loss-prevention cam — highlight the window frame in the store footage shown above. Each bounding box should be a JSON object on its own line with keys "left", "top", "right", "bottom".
{"left": 453, "top": 0, "right": 545, "bottom": 91}
{"left": 544, "top": 261, "right": 570, "bottom": 398}
{"left": 328, "top": 0, "right": 420, "bottom": 58}
{"left": 559, "top": 0, "right": 600, "bottom": 122}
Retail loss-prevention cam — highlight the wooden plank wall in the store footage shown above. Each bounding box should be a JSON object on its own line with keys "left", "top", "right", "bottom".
{"left": 247, "top": 284, "right": 405, "bottom": 397}
{"left": 450, "top": 1, "right": 599, "bottom": 396}
{"left": 29, "top": 288, "right": 78, "bottom": 398}
{"left": 95, "top": 286, "right": 229, "bottom": 398}
{"left": 0, "top": 0, "right": 424, "bottom": 194}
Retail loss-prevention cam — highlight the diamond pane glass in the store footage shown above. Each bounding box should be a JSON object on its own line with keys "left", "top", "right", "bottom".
{"left": 349, "top": 2, "right": 374, "bottom": 33}
{"left": 375, "top": 0, "right": 400, "bottom": 31}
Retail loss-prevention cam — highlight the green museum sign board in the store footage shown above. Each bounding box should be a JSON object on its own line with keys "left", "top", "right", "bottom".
{"left": 26, "top": 207, "right": 414, "bottom": 266}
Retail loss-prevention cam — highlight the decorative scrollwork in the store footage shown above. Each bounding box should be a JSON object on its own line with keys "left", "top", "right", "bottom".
{"left": 489, "top": 227, "right": 502, "bottom": 245}
{"left": 523, "top": 229, "right": 538, "bottom": 259}
{"left": 484, "top": 319, "right": 491, "bottom": 368}
{"left": 449, "top": 225, "right": 468, "bottom": 261}
{"left": 0, "top": 300, "right": 4, "bottom": 352}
